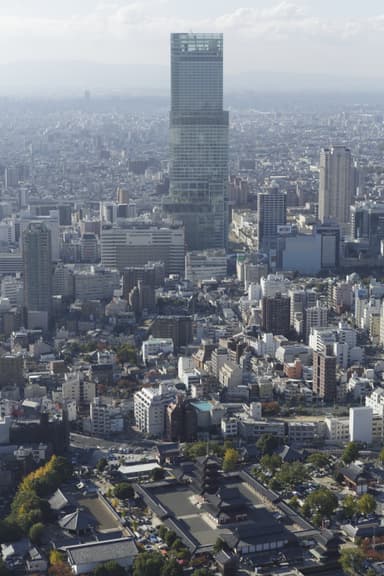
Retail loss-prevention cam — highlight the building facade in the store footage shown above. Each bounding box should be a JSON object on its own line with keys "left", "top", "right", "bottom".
{"left": 165, "top": 33, "right": 229, "bottom": 250}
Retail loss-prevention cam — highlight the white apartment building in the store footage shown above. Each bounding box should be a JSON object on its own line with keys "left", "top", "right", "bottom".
{"left": 142, "top": 338, "right": 174, "bottom": 363}
{"left": 134, "top": 383, "right": 177, "bottom": 436}
{"left": 260, "top": 274, "right": 290, "bottom": 298}
{"left": 324, "top": 416, "right": 350, "bottom": 443}
{"left": 219, "top": 362, "right": 243, "bottom": 389}
{"left": 221, "top": 418, "right": 239, "bottom": 438}
{"left": 89, "top": 397, "right": 123, "bottom": 436}
{"left": 62, "top": 373, "right": 96, "bottom": 404}
{"left": 350, "top": 407, "right": 373, "bottom": 444}
{"left": 366, "top": 387, "right": 384, "bottom": 417}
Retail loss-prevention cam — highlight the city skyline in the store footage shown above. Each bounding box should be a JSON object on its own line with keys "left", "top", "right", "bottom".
{"left": 2, "top": 1, "right": 384, "bottom": 94}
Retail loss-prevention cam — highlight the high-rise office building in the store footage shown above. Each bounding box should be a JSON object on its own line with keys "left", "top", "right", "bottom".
{"left": 257, "top": 184, "right": 287, "bottom": 252}
{"left": 318, "top": 146, "right": 355, "bottom": 229}
{"left": 165, "top": 33, "right": 229, "bottom": 251}
{"left": 23, "top": 222, "right": 52, "bottom": 326}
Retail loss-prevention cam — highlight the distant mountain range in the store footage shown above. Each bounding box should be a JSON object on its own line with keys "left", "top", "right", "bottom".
{"left": 2, "top": 60, "right": 384, "bottom": 100}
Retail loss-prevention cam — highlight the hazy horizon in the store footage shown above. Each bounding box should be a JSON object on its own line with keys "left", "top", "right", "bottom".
{"left": 2, "top": 1, "right": 384, "bottom": 96}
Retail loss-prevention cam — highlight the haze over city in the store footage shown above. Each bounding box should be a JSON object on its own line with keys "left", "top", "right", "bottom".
{"left": 2, "top": 0, "right": 384, "bottom": 95}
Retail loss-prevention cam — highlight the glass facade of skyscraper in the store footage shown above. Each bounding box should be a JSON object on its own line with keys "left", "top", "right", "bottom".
{"left": 165, "top": 33, "right": 229, "bottom": 251}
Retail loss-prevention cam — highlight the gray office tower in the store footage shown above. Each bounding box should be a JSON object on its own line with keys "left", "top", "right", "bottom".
{"left": 165, "top": 33, "right": 229, "bottom": 251}
{"left": 23, "top": 222, "right": 52, "bottom": 316}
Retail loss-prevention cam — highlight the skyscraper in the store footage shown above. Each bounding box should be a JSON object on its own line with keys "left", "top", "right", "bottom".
{"left": 23, "top": 222, "right": 52, "bottom": 321}
{"left": 318, "top": 146, "right": 355, "bottom": 229}
{"left": 165, "top": 33, "right": 229, "bottom": 251}
{"left": 256, "top": 183, "right": 287, "bottom": 252}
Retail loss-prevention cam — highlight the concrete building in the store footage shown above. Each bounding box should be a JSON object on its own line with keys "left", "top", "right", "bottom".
{"left": 185, "top": 250, "right": 227, "bottom": 284}
{"left": 257, "top": 183, "right": 287, "bottom": 252}
{"left": 101, "top": 223, "right": 185, "bottom": 275}
{"left": 134, "top": 383, "right": 178, "bottom": 436}
{"left": 318, "top": 145, "right": 355, "bottom": 230}
{"left": 73, "top": 267, "right": 120, "bottom": 301}
{"left": 142, "top": 337, "right": 174, "bottom": 363}
{"left": 349, "top": 407, "right": 373, "bottom": 444}
{"left": 23, "top": 222, "right": 52, "bottom": 327}
{"left": 262, "top": 293, "right": 290, "bottom": 337}
{"left": 312, "top": 350, "right": 337, "bottom": 402}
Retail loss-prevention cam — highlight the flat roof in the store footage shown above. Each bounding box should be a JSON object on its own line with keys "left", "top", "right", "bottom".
{"left": 119, "top": 462, "right": 160, "bottom": 475}
{"left": 190, "top": 401, "right": 213, "bottom": 412}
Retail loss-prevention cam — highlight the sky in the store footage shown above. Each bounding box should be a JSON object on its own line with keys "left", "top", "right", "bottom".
{"left": 1, "top": 0, "right": 384, "bottom": 93}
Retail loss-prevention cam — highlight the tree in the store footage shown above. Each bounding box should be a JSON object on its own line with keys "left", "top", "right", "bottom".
{"left": 275, "top": 462, "right": 308, "bottom": 487}
{"left": 164, "top": 530, "right": 177, "bottom": 547}
{"left": 116, "top": 344, "right": 137, "bottom": 365}
{"left": 358, "top": 493, "right": 376, "bottom": 516}
{"left": 303, "top": 487, "right": 338, "bottom": 523}
{"left": 93, "top": 560, "right": 127, "bottom": 576}
{"left": 151, "top": 467, "right": 165, "bottom": 481}
{"left": 0, "top": 519, "right": 22, "bottom": 544}
{"left": 49, "top": 562, "right": 73, "bottom": 576}
{"left": 307, "top": 452, "right": 330, "bottom": 469}
{"left": 158, "top": 525, "right": 168, "bottom": 540}
{"left": 256, "top": 434, "right": 280, "bottom": 456}
{"left": 222, "top": 448, "right": 239, "bottom": 472}
{"left": 97, "top": 458, "right": 108, "bottom": 472}
{"left": 378, "top": 447, "right": 384, "bottom": 464}
{"left": 342, "top": 442, "right": 361, "bottom": 464}
{"left": 213, "top": 537, "right": 225, "bottom": 554}
{"left": 161, "top": 558, "right": 183, "bottom": 576}
{"left": 192, "top": 570, "right": 214, "bottom": 576}
{"left": 114, "top": 483, "right": 134, "bottom": 500}
{"left": 50, "top": 550, "right": 66, "bottom": 566}
{"left": 132, "top": 552, "right": 164, "bottom": 576}
{"left": 29, "top": 522, "right": 45, "bottom": 544}
{"left": 260, "top": 454, "right": 282, "bottom": 473}
{"left": 342, "top": 495, "right": 358, "bottom": 520}
{"left": 339, "top": 548, "right": 365, "bottom": 575}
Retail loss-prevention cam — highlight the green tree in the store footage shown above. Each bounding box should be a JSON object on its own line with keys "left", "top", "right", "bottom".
{"left": 275, "top": 462, "right": 308, "bottom": 487}
{"left": 0, "top": 519, "right": 22, "bottom": 544}
{"left": 256, "top": 434, "right": 280, "bottom": 456}
{"left": 151, "top": 467, "right": 165, "bottom": 481}
{"left": 161, "top": 558, "right": 183, "bottom": 576}
{"left": 158, "top": 525, "right": 168, "bottom": 540}
{"left": 132, "top": 552, "right": 164, "bottom": 576}
{"left": 213, "top": 537, "right": 225, "bottom": 554}
{"left": 339, "top": 547, "right": 365, "bottom": 575}
{"left": 96, "top": 458, "right": 108, "bottom": 472}
{"left": 342, "top": 442, "right": 361, "bottom": 464}
{"left": 342, "top": 495, "right": 358, "bottom": 520}
{"left": 93, "top": 560, "right": 127, "bottom": 575}
{"left": 358, "top": 493, "right": 376, "bottom": 516}
{"left": 164, "top": 530, "right": 177, "bottom": 547}
{"left": 116, "top": 344, "right": 137, "bottom": 365}
{"left": 303, "top": 487, "right": 338, "bottom": 523}
{"left": 378, "top": 447, "right": 384, "bottom": 464}
{"left": 192, "top": 569, "right": 214, "bottom": 576}
{"left": 114, "top": 483, "right": 134, "bottom": 500}
{"left": 307, "top": 452, "right": 330, "bottom": 469}
{"left": 260, "top": 454, "right": 282, "bottom": 473}
{"left": 222, "top": 448, "right": 239, "bottom": 472}
{"left": 29, "top": 522, "right": 45, "bottom": 544}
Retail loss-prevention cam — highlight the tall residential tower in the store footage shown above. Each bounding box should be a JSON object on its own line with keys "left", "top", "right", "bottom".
{"left": 23, "top": 222, "right": 52, "bottom": 328}
{"left": 318, "top": 145, "right": 355, "bottom": 230}
{"left": 165, "top": 33, "right": 229, "bottom": 250}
